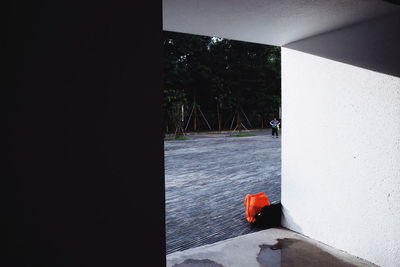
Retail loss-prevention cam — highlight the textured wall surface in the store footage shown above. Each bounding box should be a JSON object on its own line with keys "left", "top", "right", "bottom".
{"left": 281, "top": 48, "right": 400, "bottom": 267}
{"left": 163, "top": 0, "right": 399, "bottom": 47}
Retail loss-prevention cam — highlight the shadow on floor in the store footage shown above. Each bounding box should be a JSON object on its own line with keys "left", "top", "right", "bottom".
{"left": 257, "top": 238, "right": 351, "bottom": 267}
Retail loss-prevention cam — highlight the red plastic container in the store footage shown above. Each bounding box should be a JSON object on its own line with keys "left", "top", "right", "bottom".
{"left": 244, "top": 192, "right": 270, "bottom": 223}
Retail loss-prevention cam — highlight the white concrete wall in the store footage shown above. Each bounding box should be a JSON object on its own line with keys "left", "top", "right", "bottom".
{"left": 281, "top": 48, "right": 400, "bottom": 267}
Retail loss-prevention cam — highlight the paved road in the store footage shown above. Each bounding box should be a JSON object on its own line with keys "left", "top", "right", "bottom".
{"left": 164, "top": 129, "right": 281, "bottom": 254}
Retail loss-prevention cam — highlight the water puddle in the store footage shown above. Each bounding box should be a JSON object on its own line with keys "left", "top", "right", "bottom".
{"left": 172, "top": 258, "right": 224, "bottom": 267}
{"left": 257, "top": 238, "right": 350, "bottom": 267}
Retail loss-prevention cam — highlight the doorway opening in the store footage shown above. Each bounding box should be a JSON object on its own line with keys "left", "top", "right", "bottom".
{"left": 163, "top": 31, "right": 282, "bottom": 254}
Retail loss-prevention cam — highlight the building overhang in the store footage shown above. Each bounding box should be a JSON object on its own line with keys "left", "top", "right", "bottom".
{"left": 163, "top": 0, "right": 400, "bottom": 77}
{"left": 163, "top": 0, "right": 399, "bottom": 46}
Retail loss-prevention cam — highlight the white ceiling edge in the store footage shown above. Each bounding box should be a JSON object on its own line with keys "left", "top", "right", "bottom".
{"left": 162, "top": 0, "right": 400, "bottom": 47}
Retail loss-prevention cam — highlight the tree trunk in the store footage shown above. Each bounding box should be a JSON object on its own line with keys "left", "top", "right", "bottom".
{"left": 173, "top": 104, "right": 184, "bottom": 137}
{"left": 176, "top": 120, "right": 184, "bottom": 137}
{"left": 193, "top": 96, "right": 197, "bottom": 131}
{"left": 236, "top": 107, "right": 242, "bottom": 132}
{"left": 261, "top": 115, "right": 264, "bottom": 128}
{"left": 217, "top": 103, "right": 221, "bottom": 131}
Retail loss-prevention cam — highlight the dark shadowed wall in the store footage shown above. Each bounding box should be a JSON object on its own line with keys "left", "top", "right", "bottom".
{"left": 5, "top": 1, "right": 165, "bottom": 266}
{"left": 285, "top": 12, "right": 400, "bottom": 78}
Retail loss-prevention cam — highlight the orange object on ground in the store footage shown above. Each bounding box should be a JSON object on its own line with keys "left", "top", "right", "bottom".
{"left": 244, "top": 192, "right": 270, "bottom": 223}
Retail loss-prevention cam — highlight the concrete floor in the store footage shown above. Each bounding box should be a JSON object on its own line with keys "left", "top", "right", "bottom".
{"left": 166, "top": 227, "right": 377, "bottom": 267}
{"left": 164, "top": 130, "right": 281, "bottom": 254}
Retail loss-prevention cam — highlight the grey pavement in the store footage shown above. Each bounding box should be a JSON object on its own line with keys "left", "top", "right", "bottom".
{"left": 164, "top": 129, "right": 281, "bottom": 254}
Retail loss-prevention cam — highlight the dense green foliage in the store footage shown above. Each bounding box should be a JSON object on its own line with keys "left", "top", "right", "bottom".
{"left": 163, "top": 31, "right": 281, "bottom": 133}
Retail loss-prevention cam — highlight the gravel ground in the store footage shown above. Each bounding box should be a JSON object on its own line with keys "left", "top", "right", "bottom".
{"left": 164, "top": 129, "right": 281, "bottom": 254}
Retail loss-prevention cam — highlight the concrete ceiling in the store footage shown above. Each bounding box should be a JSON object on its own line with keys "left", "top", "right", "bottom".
{"left": 162, "top": 0, "right": 400, "bottom": 47}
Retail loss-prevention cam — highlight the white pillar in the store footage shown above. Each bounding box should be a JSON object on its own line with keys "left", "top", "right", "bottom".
{"left": 281, "top": 47, "right": 400, "bottom": 267}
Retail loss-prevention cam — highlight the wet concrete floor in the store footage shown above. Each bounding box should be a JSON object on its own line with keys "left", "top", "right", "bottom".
{"left": 257, "top": 238, "right": 353, "bottom": 267}
{"left": 164, "top": 130, "right": 281, "bottom": 254}
{"left": 167, "top": 228, "right": 377, "bottom": 267}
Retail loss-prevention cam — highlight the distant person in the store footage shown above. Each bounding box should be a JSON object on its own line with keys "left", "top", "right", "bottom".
{"left": 269, "top": 117, "right": 280, "bottom": 138}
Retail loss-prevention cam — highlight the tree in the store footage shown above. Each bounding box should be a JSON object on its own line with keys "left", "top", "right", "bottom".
{"left": 162, "top": 31, "right": 281, "bottom": 133}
